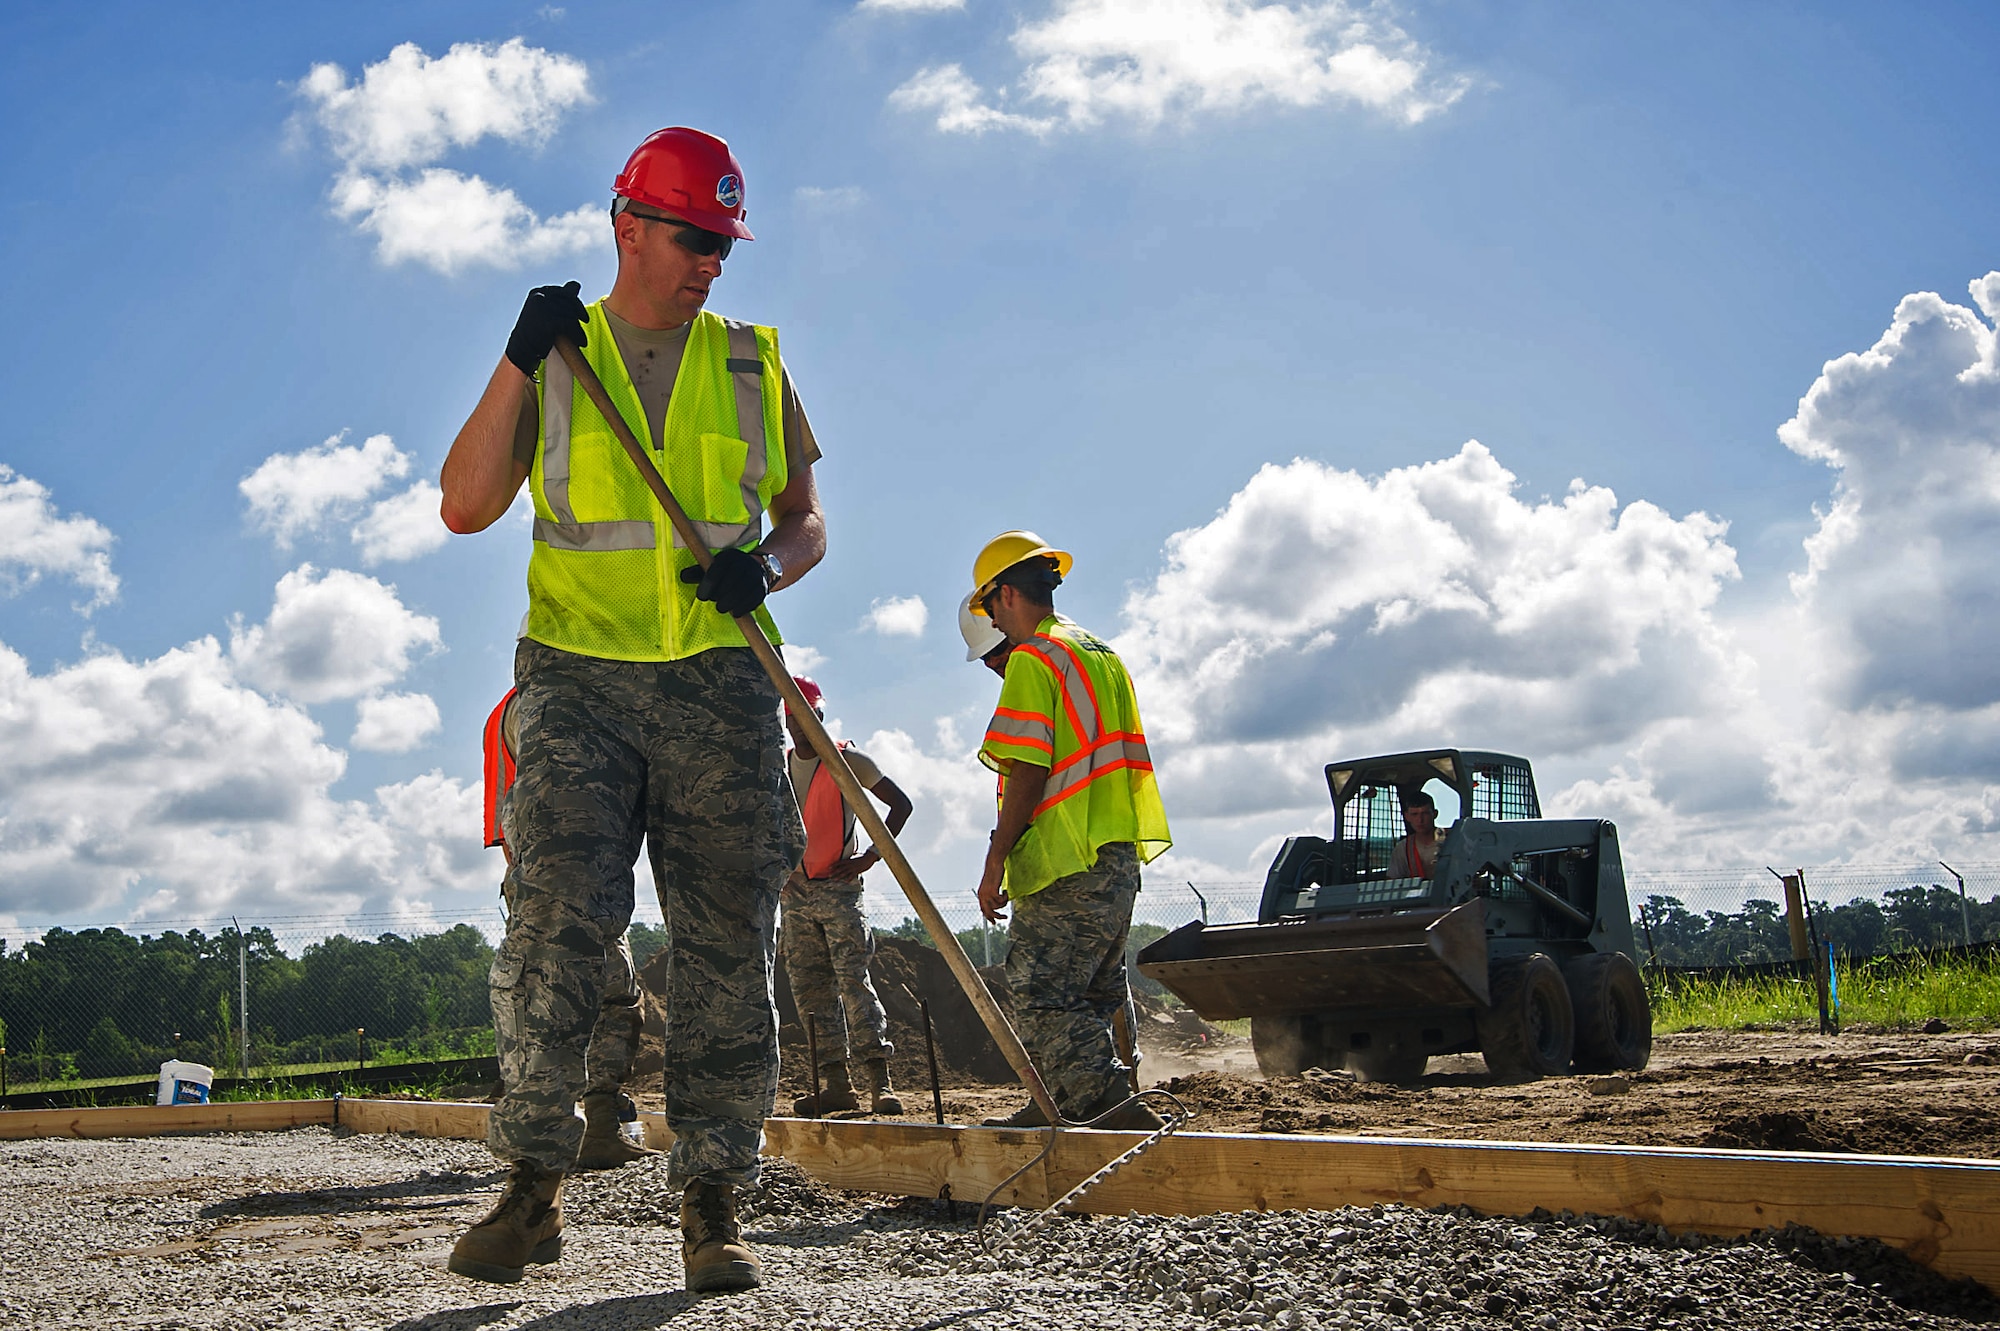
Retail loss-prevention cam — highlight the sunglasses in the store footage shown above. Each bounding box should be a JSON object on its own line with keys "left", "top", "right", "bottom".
{"left": 634, "top": 212, "right": 733, "bottom": 260}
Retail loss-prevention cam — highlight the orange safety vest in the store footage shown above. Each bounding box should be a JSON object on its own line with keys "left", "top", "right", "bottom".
{"left": 799, "top": 742, "right": 854, "bottom": 879}
{"left": 482, "top": 690, "right": 517, "bottom": 849}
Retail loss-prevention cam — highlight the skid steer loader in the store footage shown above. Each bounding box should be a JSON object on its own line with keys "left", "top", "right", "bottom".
{"left": 1135, "top": 750, "right": 1650, "bottom": 1083}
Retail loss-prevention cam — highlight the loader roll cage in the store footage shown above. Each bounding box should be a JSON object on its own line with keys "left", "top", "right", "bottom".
{"left": 1260, "top": 750, "right": 1542, "bottom": 920}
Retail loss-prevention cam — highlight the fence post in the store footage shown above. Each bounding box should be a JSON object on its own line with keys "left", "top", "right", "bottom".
{"left": 1797, "top": 869, "right": 1832, "bottom": 1036}
{"left": 1775, "top": 871, "right": 1811, "bottom": 962}
{"left": 1941, "top": 861, "right": 1971, "bottom": 945}
{"left": 238, "top": 935, "right": 250, "bottom": 1078}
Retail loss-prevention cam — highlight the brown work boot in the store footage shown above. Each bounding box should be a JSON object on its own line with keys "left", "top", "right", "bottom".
{"left": 791, "top": 1061, "right": 862, "bottom": 1116}
{"left": 575, "top": 1090, "right": 660, "bottom": 1170}
{"left": 981, "top": 1098, "right": 1051, "bottom": 1129}
{"left": 1081, "top": 1085, "right": 1167, "bottom": 1131}
{"left": 862, "top": 1058, "right": 904, "bottom": 1115}
{"left": 681, "top": 1178, "right": 762, "bottom": 1293}
{"left": 447, "top": 1160, "right": 565, "bottom": 1284}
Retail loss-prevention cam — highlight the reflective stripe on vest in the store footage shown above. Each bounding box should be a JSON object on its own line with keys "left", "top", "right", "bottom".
{"left": 1013, "top": 636, "right": 1156, "bottom": 815}
{"left": 524, "top": 303, "right": 788, "bottom": 661}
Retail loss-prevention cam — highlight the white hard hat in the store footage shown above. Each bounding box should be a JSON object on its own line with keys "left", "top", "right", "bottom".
{"left": 958, "top": 591, "right": 1007, "bottom": 662}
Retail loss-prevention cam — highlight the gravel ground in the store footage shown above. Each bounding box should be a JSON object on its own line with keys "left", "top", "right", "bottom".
{"left": 2, "top": 1126, "right": 1996, "bottom": 1329}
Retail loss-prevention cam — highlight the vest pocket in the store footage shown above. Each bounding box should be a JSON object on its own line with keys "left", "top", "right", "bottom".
{"left": 697, "top": 433, "right": 752, "bottom": 524}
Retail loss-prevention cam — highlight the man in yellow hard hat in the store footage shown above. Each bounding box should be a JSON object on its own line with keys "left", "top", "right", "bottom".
{"left": 968, "top": 532, "right": 1171, "bottom": 1128}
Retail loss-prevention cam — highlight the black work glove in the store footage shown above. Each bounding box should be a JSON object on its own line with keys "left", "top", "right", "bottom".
{"left": 505, "top": 280, "right": 588, "bottom": 377}
{"left": 680, "top": 547, "right": 773, "bottom": 617}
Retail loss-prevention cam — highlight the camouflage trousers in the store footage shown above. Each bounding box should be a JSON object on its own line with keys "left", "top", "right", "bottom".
{"left": 781, "top": 882, "right": 893, "bottom": 1066}
{"left": 1004, "top": 841, "right": 1141, "bottom": 1117}
{"left": 489, "top": 640, "right": 802, "bottom": 1184}
{"left": 498, "top": 831, "right": 643, "bottom": 1101}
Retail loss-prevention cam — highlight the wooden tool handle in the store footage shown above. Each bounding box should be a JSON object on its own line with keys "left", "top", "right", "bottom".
{"left": 552, "top": 338, "right": 1061, "bottom": 1124}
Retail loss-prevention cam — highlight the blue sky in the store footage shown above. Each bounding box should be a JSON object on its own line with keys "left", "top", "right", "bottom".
{"left": 3, "top": 0, "right": 1997, "bottom": 935}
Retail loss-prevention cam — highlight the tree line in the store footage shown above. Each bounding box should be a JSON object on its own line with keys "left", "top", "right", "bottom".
{"left": 0, "top": 924, "right": 494, "bottom": 1087}
{"left": 1637, "top": 884, "right": 1998, "bottom": 967}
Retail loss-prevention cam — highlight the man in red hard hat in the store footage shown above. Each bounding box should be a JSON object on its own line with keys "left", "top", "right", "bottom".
{"left": 779, "top": 675, "right": 914, "bottom": 1117}
{"left": 440, "top": 127, "right": 824, "bottom": 1294}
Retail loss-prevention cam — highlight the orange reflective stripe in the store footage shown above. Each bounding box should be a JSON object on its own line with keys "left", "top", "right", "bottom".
{"left": 1033, "top": 734, "right": 1155, "bottom": 815}
{"left": 1018, "top": 641, "right": 1098, "bottom": 748}
{"left": 986, "top": 728, "right": 1054, "bottom": 757}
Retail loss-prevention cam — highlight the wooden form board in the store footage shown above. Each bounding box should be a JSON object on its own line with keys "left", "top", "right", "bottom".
{"left": 11, "top": 1101, "right": 1999, "bottom": 1291}
{"left": 0, "top": 1099, "right": 334, "bottom": 1140}
{"left": 763, "top": 1118, "right": 2000, "bottom": 1293}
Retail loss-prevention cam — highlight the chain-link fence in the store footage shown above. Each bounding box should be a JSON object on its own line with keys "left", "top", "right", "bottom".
{"left": 5, "top": 863, "right": 1995, "bottom": 1094}
{"left": 0, "top": 912, "right": 507, "bottom": 1095}
{"left": 1628, "top": 863, "right": 2000, "bottom": 968}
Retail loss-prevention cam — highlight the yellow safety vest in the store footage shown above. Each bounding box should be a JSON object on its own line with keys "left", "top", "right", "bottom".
{"left": 978, "top": 615, "right": 1172, "bottom": 898}
{"left": 524, "top": 301, "right": 788, "bottom": 661}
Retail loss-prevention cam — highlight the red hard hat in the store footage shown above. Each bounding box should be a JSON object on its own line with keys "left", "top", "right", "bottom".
{"left": 788, "top": 676, "right": 823, "bottom": 716}
{"left": 613, "top": 127, "right": 754, "bottom": 240}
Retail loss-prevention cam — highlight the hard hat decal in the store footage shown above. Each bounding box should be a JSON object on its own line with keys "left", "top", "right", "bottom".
{"left": 715, "top": 174, "right": 743, "bottom": 209}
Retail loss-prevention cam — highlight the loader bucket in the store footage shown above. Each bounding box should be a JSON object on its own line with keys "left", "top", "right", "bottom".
{"left": 1136, "top": 900, "right": 1490, "bottom": 1021}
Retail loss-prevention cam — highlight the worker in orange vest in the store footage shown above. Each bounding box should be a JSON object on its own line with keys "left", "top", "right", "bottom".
{"left": 781, "top": 675, "right": 914, "bottom": 1116}
{"left": 483, "top": 690, "right": 658, "bottom": 1169}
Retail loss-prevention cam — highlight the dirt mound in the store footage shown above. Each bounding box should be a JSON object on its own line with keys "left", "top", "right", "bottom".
{"left": 635, "top": 935, "right": 1019, "bottom": 1100}
{"left": 1701, "top": 1110, "right": 1860, "bottom": 1153}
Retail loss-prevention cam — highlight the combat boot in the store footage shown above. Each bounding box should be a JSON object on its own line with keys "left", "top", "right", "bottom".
{"left": 1080, "top": 1084, "right": 1166, "bottom": 1131}
{"left": 575, "top": 1090, "right": 660, "bottom": 1170}
{"left": 981, "top": 1098, "right": 1051, "bottom": 1129}
{"left": 791, "top": 1061, "right": 862, "bottom": 1116}
{"left": 681, "top": 1178, "right": 762, "bottom": 1292}
{"left": 862, "top": 1057, "right": 904, "bottom": 1115}
{"left": 447, "top": 1159, "right": 565, "bottom": 1284}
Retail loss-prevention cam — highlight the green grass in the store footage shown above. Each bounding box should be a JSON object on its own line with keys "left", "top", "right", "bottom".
{"left": 1649, "top": 951, "right": 2000, "bottom": 1033}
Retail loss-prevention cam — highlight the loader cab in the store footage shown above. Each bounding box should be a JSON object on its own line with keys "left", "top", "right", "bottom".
{"left": 1259, "top": 749, "right": 1540, "bottom": 920}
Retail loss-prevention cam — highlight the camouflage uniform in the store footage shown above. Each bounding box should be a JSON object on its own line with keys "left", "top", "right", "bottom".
{"left": 490, "top": 639, "right": 803, "bottom": 1184}
{"left": 1004, "top": 841, "right": 1141, "bottom": 1115}
{"left": 780, "top": 881, "right": 893, "bottom": 1065}
{"left": 497, "top": 791, "right": 642, "bottom": 1100}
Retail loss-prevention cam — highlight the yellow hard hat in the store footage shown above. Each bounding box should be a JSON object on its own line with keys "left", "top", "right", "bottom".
{"left": 969, "top": 530, "right": 1073, "bottom": 616}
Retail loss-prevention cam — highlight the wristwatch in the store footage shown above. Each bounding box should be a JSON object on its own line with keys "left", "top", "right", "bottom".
{"left": 755, "top": 549, "right": 784, "bottom": 589}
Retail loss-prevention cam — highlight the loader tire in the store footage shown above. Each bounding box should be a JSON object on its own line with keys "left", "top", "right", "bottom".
{"left": 1251, "top": 1015, "right": 1309, "bottom": 1078}
{"left": 1477, "top": 953, "right": 1574, "bottom": 1082}
{"left": 1565, "top": 951, "right": 1652, "bottom": 1072}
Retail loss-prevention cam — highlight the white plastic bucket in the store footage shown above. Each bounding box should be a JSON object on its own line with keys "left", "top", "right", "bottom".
{"left": 156, "top": 1059, "right": 214, "bottom": 1106}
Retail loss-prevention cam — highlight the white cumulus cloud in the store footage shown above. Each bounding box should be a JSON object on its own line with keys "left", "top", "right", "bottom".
{"left": 1781, "top": 273, "right": 2000, "bottom": 717}
{"left": 241, "top": 432, "right": 411, "bottom": 546}
{"left": 0, "top": 464, "right": 118, "bottom": 610}
{"left": 230, "top": 565, "right": 442, "bottom": 704}
{"left": 0, "top": 637, "right": 488, "bottom": 921}
{"left": 861, "top": 594, "right": 931, "bottom": 637}
{"left": 860, "top": 0, "right": 965, "bottom": 11}
{"left": 353, "top": 691, "right": 443, "bottom": 753}
{"left": 890, "top": 0, "right": 1467, "bottom": 135}
{"left": 353, "top": 480, "right": 450, "bottom": 565}
{"left": 241, "top": 434, "right": 447, "bottom": 564}
{"left": 298, "top": 38, "right": 598, "bottom": 273}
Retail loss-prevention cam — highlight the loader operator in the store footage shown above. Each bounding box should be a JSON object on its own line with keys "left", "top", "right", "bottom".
{"left": 969, "top": 532, "right": 1172, "bottom": 1130}
{"left": 483, "top": 689, "right": 657, "bottom": 1170}
{"left": 439, "top": 126, "right": 823, "bottom": 1295}
{"left": 1389, "top": 788, "right": 1444, "bottom": 879}
{"left": 781, "top": 674, "right": 914, "bottom": 1117}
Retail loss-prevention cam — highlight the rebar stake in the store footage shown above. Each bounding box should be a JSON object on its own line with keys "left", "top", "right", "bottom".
{"left": 923, "top": 999, "right": 945, "bottom": 1125}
